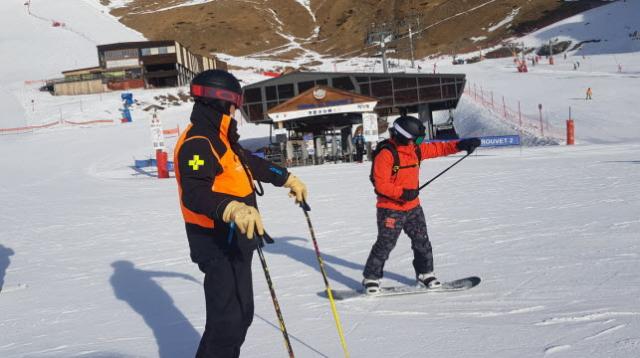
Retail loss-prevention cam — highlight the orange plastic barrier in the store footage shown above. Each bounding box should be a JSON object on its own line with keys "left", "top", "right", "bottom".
{"left": 162, "top": 126, "right": 180, "bottom": 135}
{"left": 0, "top": 121, "right": 59, "bottom": 133}
{"left": 64, "top": 119, "right": 114, "bottom": 125}
{"left": 262, "top": 71, "right": 281, "bottom": 77}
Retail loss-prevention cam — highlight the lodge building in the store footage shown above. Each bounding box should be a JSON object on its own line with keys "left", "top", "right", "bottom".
{"left": 46, "top": 40, "right": 227, "bottom": 95}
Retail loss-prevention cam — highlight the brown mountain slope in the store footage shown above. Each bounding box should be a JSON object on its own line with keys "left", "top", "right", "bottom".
{"left": 106, "top": 0, "right": 609, "bottom": 61}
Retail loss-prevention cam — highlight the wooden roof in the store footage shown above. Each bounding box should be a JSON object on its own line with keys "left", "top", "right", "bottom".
{"left": 268, "top": 85, "right": 377, "bottom": 115}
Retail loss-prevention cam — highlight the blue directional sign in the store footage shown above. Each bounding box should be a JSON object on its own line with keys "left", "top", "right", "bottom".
{"left": 479, "top": 135, "right": 520, "bottom": 147}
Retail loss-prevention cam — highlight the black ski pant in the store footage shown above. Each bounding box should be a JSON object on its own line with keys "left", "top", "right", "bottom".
{"left": 363, "top": 205, "right": 434, "bottom": 280}
{"left": 355, "top": 144, "right": 364, "bottom": 162}
{"left": 196, "top": 250, "right": 254, "bottom": 358}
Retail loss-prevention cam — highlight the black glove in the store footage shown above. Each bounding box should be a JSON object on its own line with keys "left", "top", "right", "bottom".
{"left": 261, "top": 231, "right": 275, "bottom": 244}
{"left": 457, "top": 138, "right": 482, "bottom": 154}
{"left": 400, "top": 188, "right": 420, "bottom": 201}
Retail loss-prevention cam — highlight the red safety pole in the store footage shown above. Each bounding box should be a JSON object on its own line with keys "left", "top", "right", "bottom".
{"left": 567, "top": 107, "right": 574, "bottom": 145}
{"left": 157, "top": 150, "right": 169, "bottom": 179}
{"left": 566, "top": 120, "right": 575, "bottom": 145}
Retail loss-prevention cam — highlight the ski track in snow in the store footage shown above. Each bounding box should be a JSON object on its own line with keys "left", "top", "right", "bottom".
{"left": 536, "top": 312, "right": 640, "bottom": 326}
{"left": 583, "top": 324, "right": 626, "bottom": 341}
{"left": 545, "top": 344, "right": 572, "bottom": 355}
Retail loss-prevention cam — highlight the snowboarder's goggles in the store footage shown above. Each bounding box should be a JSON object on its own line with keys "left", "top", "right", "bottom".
{"left": 393, "top": 122, "right": 425, "bottom": 145}
{"left": 190, "top": 84, "right": 244, "bottom": 108}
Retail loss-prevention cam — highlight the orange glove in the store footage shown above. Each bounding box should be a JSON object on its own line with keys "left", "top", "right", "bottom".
{"left": 283, "top": 174, "right": 308, "bottom": 204}
{"left": 222, "top": 201, "right": 264, "bottom": 239}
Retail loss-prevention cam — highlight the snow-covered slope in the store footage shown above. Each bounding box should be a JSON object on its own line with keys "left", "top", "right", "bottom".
{"left": 0, "top": 0, "right": 143, "bottom": 128}
{"left": 520, "top": 0, "right": 640, "bottom": 55}
{"left": 1, "top": 119, "right": 639, "bottom": 358}
{"left": 1, "top": 1, "right": 640, "bottom": 357}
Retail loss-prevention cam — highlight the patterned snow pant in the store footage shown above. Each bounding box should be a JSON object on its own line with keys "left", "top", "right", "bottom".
{"left": 363, "top": 205, "right": 434, "bottom": 280}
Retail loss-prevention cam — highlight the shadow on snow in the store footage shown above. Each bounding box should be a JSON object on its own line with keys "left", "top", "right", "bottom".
{"left": 0, "top": 244, "right": 14, "bottom": 292}
{"left": 110, "top": 260, "right": 201, "bottom": 358}
{"left": 263, "top": 237, "right": 414, "bottom": 290}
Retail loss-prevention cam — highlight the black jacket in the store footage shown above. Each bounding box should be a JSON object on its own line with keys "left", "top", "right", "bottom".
{"left": 176, "top": 103, "right": 289, "bottom": 262}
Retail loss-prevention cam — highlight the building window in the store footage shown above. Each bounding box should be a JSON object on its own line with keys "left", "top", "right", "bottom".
{"left": 244, "top": 88, "right": 262, "bottom": 104}
{"left": 141, "top": 46, "right": 174, "bottom": 56}
{"left": 298, "top": 80, "right": 315, "bottom": 93}
{"left": 265, "top": 86, "right": 277, "bottom": 101}
{"left": 331, "top": 76, "right": 355, "bottom": 91}
{"left": 393, "top": 77, "right": 417, "bottom": 90}
{"left": 370, "top": 80, "right": 392, "bottom": 97}
{"left": 277, "top": 84, "right": 295, "bottom": 101}
{"left": 104, "top": 48, "right": 138, "bottom": 61}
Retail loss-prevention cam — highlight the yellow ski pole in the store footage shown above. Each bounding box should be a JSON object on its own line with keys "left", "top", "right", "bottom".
{"left": 300, "top": 201, "right": 350, "bottom": 358}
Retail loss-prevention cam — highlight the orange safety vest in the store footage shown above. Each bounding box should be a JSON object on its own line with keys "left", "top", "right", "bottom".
{"left": 174, "top": 114, "right": 254, "bottom": 228}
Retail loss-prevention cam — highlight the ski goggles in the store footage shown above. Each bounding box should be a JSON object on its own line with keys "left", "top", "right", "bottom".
{"left": 393, "top": 122, "right": 426, "bottom": 145}
{"left": 190, "top": 84, "right": 244, "bottom": 108}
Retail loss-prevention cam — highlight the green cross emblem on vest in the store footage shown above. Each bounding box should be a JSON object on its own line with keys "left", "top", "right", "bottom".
{"left": 188, "top": 155, "right": 205, "bottom": 170}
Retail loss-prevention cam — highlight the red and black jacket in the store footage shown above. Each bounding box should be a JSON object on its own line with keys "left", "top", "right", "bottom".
{"left": 174, "top": 103, "right": 288, "bottom": 262}
{"left": 372, "top": 139, "right": 460, "bottom": 211}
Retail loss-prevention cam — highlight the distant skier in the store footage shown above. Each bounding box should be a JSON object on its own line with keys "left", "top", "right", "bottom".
{"left": 362, "top": 116, "right": 480, "bottom": 294}
{"left": 174, "top": 69, "right": 308, "bottom": 357}
{"left": 586, "top": 87, "right": 593, "bottom": 100}
{"left": 353, "top": 127, "right": 365, "bottom": 163}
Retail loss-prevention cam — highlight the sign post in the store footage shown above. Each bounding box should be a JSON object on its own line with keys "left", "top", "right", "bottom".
{"left": 150, "top": 110, "right": 168, "bottom": 178}
{"left": 538, "top": 103, "right": 544, "bottom": 137}
{"left": 362, "top": 112, "right": 379, "bottom": 142}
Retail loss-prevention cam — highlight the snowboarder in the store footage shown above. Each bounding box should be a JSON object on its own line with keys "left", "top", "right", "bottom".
{"left": 353, "top": 127, "right": 365, "bottom": 163}
{"left": 362, "top": 116, "right": 480, "bottom": 294}
{"left": 586, "top": 87, "right": 593, "bottom": 100}
{"left": 174, "top": 69, "right": 308, "bottom": 357}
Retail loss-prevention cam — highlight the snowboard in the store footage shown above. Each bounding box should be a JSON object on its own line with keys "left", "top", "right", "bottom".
{"left": 319, "top": 276, "right": 480, "bottom": 301}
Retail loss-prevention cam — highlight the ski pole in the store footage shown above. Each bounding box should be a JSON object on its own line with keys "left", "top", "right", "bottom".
{"left": 418, "top": 152, "right": 471, "bottom": 191}
{"left": 256, "top": 235, "right": 295, "bottom": 358}
{"left": 300, "top": 201, "right": 350, "bottom": 358}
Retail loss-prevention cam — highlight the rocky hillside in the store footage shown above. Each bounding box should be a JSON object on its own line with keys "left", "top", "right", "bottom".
{"left": 100, "top": 0, "right": 610, "bottom": 62}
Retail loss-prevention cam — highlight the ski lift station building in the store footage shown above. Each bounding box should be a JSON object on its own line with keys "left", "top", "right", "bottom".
{"left": 241, "top": 71, "right": 466, "bottom": 165}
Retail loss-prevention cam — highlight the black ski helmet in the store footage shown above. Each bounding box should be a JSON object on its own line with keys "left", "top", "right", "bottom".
{"left": 390, "top": 115, "right": 426, "bottom": 144}
{"left": 190, "top": 69, "right": 243, "bottom": 108}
